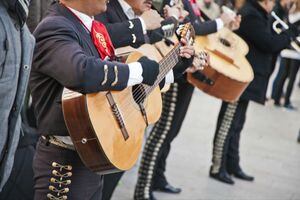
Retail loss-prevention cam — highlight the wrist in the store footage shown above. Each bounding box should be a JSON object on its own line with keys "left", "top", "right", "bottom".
{"left": 138, "top": 17, "right": 147, "bottom": 34}
{"left": 216, "top": 18, "right": 224, "bottom": 30}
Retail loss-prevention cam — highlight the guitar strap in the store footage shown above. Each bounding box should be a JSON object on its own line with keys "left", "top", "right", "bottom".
{"left": 192, "top": 71, "right": 215, "bottom": 86}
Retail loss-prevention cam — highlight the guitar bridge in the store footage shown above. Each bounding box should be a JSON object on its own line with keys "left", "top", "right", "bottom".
{"left": 106, "top": 92, "right": 129, "bottom": 141}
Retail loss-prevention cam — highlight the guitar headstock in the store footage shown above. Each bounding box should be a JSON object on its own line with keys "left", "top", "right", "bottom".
{"left": 162, "top": 23, "right": 176, "bottom": 39}
{"left": 176, "top": 23, "right": 195, "bottom": 46}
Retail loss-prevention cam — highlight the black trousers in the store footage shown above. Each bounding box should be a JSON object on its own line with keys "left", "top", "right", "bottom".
{"left": 102, "top": 172, "right": 124, "bottom": 200}
{"left": 33, "top": 138, "right": 103, "bottom": 200}
{"left": 153, "top": 82, "right": 194, "bottom": 187}
{"left": 272, "top": 57, "right": 300, "bottom": 105}
{"left": 211, "top": 99, "right": 249, "bottom": 174}
{"left": 134, "top": 81, "right": 194, "bottom": 199}
{"left": 0, "top": 124, "right": 38, "bottom": 200}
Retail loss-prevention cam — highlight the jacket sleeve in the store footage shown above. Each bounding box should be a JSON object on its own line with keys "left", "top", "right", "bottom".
{"left": 96, "top": 13, "right": 146, "bottom": 48}
{"left": 27, "top": 0, "right": 40, "bottom": 32}
{"left": 33, "top": 16, "right": 130, "bottom": 94}
{"left": 238, "top": 14, "right": 291, "bottom": 53}
{"left": 148, "top": 16, "right": 178, "bottom": 44}
{"left": 192, "top": 19, "right": 218, "bottom": 35}
{"left": 181, "top": 0, "right": 218, "bottom": 35}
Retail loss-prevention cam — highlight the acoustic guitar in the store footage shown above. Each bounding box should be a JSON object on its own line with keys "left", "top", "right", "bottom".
{"left": 187, "top": 27, "right": 254, "bottom": 102}
{"left": 61, "top": 23, "right": 195, "bottom": 174}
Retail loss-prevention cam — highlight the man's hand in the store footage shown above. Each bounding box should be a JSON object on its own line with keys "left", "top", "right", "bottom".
{"left": 140, "top": 9, "right": 164, "bottom": 30}
{"left": 185, "top": 51, "right": 210, "bottom": 73}
{"left": 163, "top": 5, "right": 180, "bottom": 19}
{"left": 179, "top": 38, "right": 195, "bottom": 59}
{"left": 220, "top": 12, "right": 235, "bottom": 25}
{"left": 172, "top": 38, "right": 195, "bottom": 76}
{"left": 163, "top": 4, "right": 188, "bottom": 22}
{"left": 227, "top": 15, "right": 242, "bottom": 31}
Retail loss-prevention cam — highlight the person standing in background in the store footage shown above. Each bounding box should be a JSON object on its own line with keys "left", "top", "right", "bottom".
{"left": 27, "top": 0, "right": 53, "bottom": 32}
{"left": 271, "top": 0, "right": 300, "bottom": 110}
{"left": 133, "top": 1, "right": 241, "bottom": 199}
{"left": 0, "top": 0, "right": 35, "bottom": 197}
{"left": 209, "top": 0, "right": 297, "bottom": 185}
{"left": 0, "top": 1, "right": 54, "bottom": 199}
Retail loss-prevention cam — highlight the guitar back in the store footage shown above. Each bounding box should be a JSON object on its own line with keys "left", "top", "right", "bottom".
{"left": 188, "top": 28, "right": 254, "bottom": 102}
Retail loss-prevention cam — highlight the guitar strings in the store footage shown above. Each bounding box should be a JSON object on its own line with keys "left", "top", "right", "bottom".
{"left": 118, "top": 44, "right": 179, "bottom": 111}
{"left": 121, "top": 44, "right": 180, "bottom": 108}
{"left": 120, "top": 45, "right": 180, "bottom": 111}
{"left": 117, "top": 46, "right": 181, "bottom": 121}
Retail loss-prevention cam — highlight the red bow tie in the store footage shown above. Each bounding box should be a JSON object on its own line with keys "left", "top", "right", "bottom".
{"left": 91, "top": 20, "right": 115, "bottom": 60}
{"left": 62, "top": 3, "right": 115, "bottom": 60}
{"left": 189, "top": 0, "right": 201, "bottom": 16}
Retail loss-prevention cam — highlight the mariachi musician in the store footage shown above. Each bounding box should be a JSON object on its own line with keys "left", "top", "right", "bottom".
{"left": 96, "top": 0, "right": 198, "bottom": 199}
{"left": 209, "top": 0, "right": 297, "bottom": 185}
{"left": 29, "top": 0, "right": 195, "bottom": 199}
{"left": 134, "top": 1, "right": 241, "bottom": 199}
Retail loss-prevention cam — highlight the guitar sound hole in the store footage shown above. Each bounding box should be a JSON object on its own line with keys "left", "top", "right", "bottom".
{"left": 219, "top": 38, "right": 231, "bottom": 47}
{"left": 132, "top": 85, "right": 146, "bottom": 104}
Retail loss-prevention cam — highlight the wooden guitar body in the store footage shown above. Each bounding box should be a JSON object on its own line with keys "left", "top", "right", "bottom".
{"left": 62, "top": 23, "right": 193, "bottom": 173}
{"left": 187, "top": 28, "right": 254, "bottom": 102}
{"left": 62, "top": 47, "right": 163, "bottom": 173}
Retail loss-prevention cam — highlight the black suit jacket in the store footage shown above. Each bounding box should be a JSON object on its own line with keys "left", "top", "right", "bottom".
{"left": 95, "top": 0, "right": 178, "bottom": 48}
{"left": 236, "top": 0, "right": 292, "bottom": 104}
{"left": 30, "top": 2, "right": 131, "bottom": 136}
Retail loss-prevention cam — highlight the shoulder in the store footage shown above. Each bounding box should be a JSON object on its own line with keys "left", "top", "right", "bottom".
{"left": 35, "top": 15, "right": 74, "bottom": 32}
{"left": 0, "top": 4, "right": 10, "bottom": 27}
{"left": 34, "top": 15, "right": 79, "bottom": 40}
{"left": 239, "top": 2, "right": 261, "bottom": 18}
{"left": 239, "top": 4, "right": 267, "bottom": 29}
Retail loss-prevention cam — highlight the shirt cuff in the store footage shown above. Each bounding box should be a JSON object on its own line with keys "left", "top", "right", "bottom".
{"left": 165, "top": 70, "right": 174, "bottom": 84}
{"left": 215, "top": 18, "right": 224, "bottom": 30}
{"left": 127, "top": 62, "right": 143, "bottom": 86}
{"left": 138, "top": 17, "right": 147, "bottom": 34}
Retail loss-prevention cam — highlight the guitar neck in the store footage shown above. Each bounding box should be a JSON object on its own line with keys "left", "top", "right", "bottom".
{"left": 146, "top": 44, "right": 181, "bottom": 94}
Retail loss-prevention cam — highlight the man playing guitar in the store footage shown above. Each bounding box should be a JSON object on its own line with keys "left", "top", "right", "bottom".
{"left": 29, "top": 0, "right": 195, "bottom": 199}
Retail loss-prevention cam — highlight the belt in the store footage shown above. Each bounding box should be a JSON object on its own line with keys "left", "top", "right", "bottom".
{"left": 41, "top": 135, "right": 75, "bottom": 151}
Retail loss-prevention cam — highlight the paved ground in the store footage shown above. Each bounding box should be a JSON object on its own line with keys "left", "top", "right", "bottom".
{"left": 112, "top": 72, "right": 300, "bottom": 200}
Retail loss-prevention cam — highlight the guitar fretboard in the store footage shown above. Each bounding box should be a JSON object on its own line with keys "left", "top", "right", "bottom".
{"left": 146, "top": 44, "right": 181, "bottom": 95}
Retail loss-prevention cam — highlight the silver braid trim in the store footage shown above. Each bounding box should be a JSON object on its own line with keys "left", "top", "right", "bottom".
{"left": 134, "top": 83, "right": 178, "bottom": 200}
{"left": 211, "top": 102, "right": 238, "bottom": 174}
